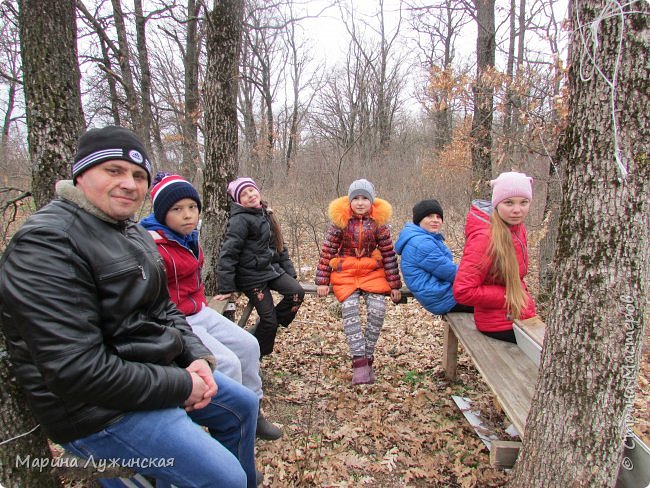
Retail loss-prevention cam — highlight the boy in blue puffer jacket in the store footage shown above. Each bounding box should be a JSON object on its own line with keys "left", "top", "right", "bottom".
{"left": 395, "top": 199, "right": 473, "bottom": 315}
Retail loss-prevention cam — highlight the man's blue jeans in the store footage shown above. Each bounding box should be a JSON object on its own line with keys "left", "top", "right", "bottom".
{"left": 63, "top": 371, "right": 258, "bottom": 488}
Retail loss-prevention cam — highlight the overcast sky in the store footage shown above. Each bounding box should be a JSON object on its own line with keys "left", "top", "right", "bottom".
{"left": 299, "top": 0, "right": 570, "bottom": 69}
{"left": 292, "top": 0, "right": 569, "bottom": 115}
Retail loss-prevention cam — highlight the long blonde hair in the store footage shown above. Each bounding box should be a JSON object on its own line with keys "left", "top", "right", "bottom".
{"left": 487, "top": 210, "right": 527, "bottom": 319}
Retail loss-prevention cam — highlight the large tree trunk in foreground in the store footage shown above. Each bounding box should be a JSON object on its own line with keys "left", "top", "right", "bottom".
{"left": 20, "top": 0, "right": 84, "bottom": 209}
{"left": 510, "top": 1, "right": 649, "bottom": 486}
{"left": 1, "top": 334, "right": 59, "bottom": 487}
{"left": 201, "top": 0, "right": 245, "bottom": 295}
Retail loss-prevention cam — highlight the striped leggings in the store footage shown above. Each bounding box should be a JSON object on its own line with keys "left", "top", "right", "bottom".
{"left": 341, "top": 290, "right": 386, "bottom": 358}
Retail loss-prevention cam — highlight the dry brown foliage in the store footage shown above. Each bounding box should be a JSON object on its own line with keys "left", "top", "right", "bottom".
{"left": 248, "top": 228, "right": 649, "bottom": 487}
{"left": 253, "top": 295, "right": 511, "bottom": 487}
{"left": 9, "top": 198, "right": 650, "bottom": 488}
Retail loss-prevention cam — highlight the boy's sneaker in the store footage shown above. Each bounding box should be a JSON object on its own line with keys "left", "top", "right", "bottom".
{"left": 257, "top": 413, "right": 282, "bottom": 440}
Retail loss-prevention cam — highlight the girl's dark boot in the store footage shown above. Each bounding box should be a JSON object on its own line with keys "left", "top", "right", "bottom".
{"left": 367, "top": 356, "right": 375, "bottom": 383}
{"left": 351, "top": 356, "right": 372, "bottom": 385}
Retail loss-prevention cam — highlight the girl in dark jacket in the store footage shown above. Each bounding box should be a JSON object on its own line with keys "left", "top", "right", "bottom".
{"left": 215, "top": 177, "right": 304, "bottom": 356}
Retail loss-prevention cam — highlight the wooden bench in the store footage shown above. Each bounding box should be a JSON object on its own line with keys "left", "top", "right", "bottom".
{"left": 442, "top": 312, "right": 543, "bottom": 467}
{"left": 442, "top": 313, "right": 541, "bottom": 435}
{"left": 443, "top": 313, "right": 650, "bottom": 482}
{"left": 211, "top": 283, "right": 413, "bottom": 328}
{"left": 53, "top": 450, "right": 147, "bottom": 487}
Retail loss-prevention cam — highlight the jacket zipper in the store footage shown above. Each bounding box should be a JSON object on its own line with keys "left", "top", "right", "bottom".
{"left": 264, "top": 210, "right": 273, "bottom": 253}
{"left": 99, "top": 264, "right": 143, "bottom": 280}
{"left": 356, "top": 215, "right": 364, "bottom": 257}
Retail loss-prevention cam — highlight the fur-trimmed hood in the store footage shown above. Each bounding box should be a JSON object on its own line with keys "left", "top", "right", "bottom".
{"left": 56, "top": 179, "right": 122, "bottom": 224}
{"left": 328, "top": 196, "right": 393, "bottom": 228}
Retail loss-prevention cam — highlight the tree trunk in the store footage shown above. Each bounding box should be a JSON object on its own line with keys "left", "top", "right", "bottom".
{"left": 111, "top": 0, "right": 140, "bottom": 133}
{"left": 180, "top": 0, "right": 202, "bottom": 178}
{"left": 376, "top": 1, "right": 392, "bottom": 150}
{"left": 284, "top": 17, "right": 302, "bottom": 172}
{"left": 201, "top": 0, "right": 244, "bottom": 295}
{"left": 536, "top": 149, "right": 565, "bottom": 312}
{"left": 502, "top": 0, "right": 516, "bottom": 167}
{"left": 537, "top": 3, "right": 568, "bottom": 311}
{"left": 99, "top": 35, "right": 122, "bottom": 126}
{"left": 510, "top": 1, "right": 649, "bottom": 486}
{"left": 470, "top": 0, "right": 495, "bottom": 199}
{"left": 77, "top": 1, "right": 122, "bottom": 126}
{"left": 1, "top": 80, "right": 16, "bottom": 162}
{"left": 20, "top": 0, "right": 84, "bottom": 209}
{"left": 238, "top": 54, "right": 258, "bottom": 175}
{"left": 1, "top": 334, "right": 60, "bottom": 486}
{"left": 134, "top": 0, "right": 153, "bottom": 154}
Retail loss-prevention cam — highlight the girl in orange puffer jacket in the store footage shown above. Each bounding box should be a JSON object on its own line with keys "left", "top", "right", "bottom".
{"left": 316, "top": 179, "right": 402, "bottom": 385}
{"left": 453, "top": 172, "right": 537, "bottom": 343}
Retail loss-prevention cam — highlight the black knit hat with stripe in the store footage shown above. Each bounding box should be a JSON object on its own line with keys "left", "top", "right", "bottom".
{"left": 73, "top": 126, "right": 152, "bottom": 185}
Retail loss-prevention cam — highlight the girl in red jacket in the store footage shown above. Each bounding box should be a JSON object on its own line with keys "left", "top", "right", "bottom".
{"left": 316, "top": 179, "right": 402, "bottom": 385}
{"left": 453, "top": 172, "right": 537, "bottom": 342}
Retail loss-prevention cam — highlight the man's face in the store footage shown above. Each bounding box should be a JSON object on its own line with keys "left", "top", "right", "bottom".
{"left": 75, "top": 160, "right": 149, "bottom": 220}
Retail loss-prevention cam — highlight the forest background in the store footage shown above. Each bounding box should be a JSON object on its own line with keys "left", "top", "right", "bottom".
{"left": 0, "top": 0, "right": 648, "bottom": 487}
{"left": 1, "top": 0, "right": 569, "bottom": 251}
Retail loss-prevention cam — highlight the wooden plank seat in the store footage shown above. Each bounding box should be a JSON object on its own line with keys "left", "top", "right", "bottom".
{"left": 52, "top": 450, "right": 145, "bottom": 486}
{"left": 210, "top": 283, "right": 413, "bottom": 328}
{"left": 442, "top": 312, "right": 539, "bottom": 438}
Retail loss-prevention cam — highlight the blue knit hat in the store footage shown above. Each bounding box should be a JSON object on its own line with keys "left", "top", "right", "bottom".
{"left": 150, "top": 172, "right": 201, "bottom": 224}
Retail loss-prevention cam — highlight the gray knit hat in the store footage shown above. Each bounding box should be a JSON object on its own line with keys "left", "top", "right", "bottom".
{"left": 348, "top": 179, "right": 375, "bottom": 204}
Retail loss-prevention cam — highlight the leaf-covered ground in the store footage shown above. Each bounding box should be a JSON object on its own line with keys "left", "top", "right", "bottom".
{"left": 251, "top": 292, "right": 650, "bottom": 487}
{"left": 253, "top": 294, "right": 507, "bottom": 487}
{"left": 56, "top": 288, "right": 650, "bottom": 487}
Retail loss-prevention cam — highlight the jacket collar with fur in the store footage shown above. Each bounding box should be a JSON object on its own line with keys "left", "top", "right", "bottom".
{"left": 56, "top": 179, "right": 127, "bottom": 225}
{"left": 328, "top": 196, "right": 393, "bottom": 228}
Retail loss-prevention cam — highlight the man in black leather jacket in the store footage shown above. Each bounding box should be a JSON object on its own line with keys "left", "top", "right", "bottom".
{"left": 0, "top": 126, "right": 258, "bottom": 488}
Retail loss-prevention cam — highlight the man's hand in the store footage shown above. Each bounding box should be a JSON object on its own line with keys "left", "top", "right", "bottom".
{"left": 316, "top": 285, "right": 330, "bottom": 298}
{"left": 390, "top": 289, "right": 402, "bottom": 304}
{"left": 184, "top": 359, "right": 217, "bottom": 411}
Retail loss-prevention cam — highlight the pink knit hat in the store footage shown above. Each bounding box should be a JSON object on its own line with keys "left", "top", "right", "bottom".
{"left": 227, "top": 177, "right": 259, "bottom": 204}
{"left": 490, "top": 171, "right": 533, "bottom": 208}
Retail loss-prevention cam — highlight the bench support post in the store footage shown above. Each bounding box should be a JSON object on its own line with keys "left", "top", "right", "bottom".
{"left": 443, "top": 321, "right": 458, "bottom": 380}
{"left": 237, "top": 301, "right": 255, "bottom": 328}
{"left": 489, "top": 440, "right": 521, "bottom": 469}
